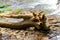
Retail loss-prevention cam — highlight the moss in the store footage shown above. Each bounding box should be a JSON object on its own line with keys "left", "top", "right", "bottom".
{"left": 39, "top": 14, "right": 50, "bottom": 33}
{"left": 39, "top": 23, "right": 50, "bottom": 34}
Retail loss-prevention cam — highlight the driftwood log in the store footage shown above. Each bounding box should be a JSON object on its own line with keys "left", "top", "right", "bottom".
{"left": 0, "top": 20, "right": 40, "bottom": 29}
{"left": 0, "top": 11, "right": 33, "bottom": 20}
{"left": 0, "top": 11, "right": 50, "bottom": 31}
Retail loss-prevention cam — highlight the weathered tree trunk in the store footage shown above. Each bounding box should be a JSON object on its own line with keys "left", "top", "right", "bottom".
{"left": 0, "top": 20, "right": 39, "bottom": 29}
{"left": 0, "top": 11, "right": 50, "bottom": 31}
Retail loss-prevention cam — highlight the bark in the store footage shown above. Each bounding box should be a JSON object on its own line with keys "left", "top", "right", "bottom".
{"left": 0, "top": 11, "right": 50, "bottom": 30}
{"left": 0, "top": 15, "right": 33, "bottom": 20}
{"left": 0, "top": 20, "right": 39, "bottom": 29}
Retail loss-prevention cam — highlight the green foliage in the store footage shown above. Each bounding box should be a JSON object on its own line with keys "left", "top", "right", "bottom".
{"left": 0, "top": 7, "right": 12, "bottom": 13}
{"left": 0, "top": 3, "right": 6, "bottom": 8}
{"left": 0, "top": 2, "right": 12, "bottom": 13}
{"left": 15, "top": 8, "right": 23, "bottom": 13}
{"left": 0, "top": 10, "right": 4, "bottom": 13}
{"left": 5, "top": 7, "right": 12, "bottom": 11}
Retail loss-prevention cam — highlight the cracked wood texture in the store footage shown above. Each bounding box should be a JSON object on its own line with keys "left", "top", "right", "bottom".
{"left": 0, "top": 10, "right": 48, "bottom": 30}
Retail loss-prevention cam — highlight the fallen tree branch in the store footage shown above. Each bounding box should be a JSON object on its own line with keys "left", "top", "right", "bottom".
{"left": 0, "top": 20, "right": 40, "bottom": 29}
